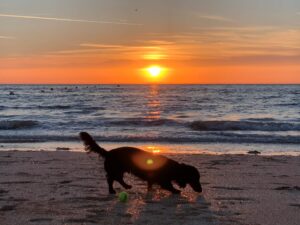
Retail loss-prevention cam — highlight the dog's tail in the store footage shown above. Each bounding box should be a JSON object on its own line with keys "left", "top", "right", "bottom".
{"left": 79, "top": 132, "right": 107, "bottom": 158}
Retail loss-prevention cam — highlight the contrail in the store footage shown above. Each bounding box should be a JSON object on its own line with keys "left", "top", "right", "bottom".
{"left": 0, "top": 13, "right": 142, "bottom": 26}
{"left": 0, "top": 35, "right": 16, "bottom": 39}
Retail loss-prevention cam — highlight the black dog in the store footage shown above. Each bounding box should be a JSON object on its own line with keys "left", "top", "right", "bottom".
{"left": 80, "top": 132, "right": 202, "bottom": 194}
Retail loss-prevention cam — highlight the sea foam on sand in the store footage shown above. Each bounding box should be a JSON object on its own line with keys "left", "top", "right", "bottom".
{"left": 0, "top": 151, "right": 299, "bottom": 225}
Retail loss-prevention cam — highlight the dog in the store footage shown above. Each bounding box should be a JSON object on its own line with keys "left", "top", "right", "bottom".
{"left": 80, "top": 132, "right": 202, "bottom": 194}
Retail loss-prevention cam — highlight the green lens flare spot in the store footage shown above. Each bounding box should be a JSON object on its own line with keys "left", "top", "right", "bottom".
{"left": 146, "top": 159, "right": 154, "bottom": 165}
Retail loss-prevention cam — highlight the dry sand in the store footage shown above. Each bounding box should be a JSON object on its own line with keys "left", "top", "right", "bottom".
{"left": 0, "top": 151, "right": 299, "bottom": 225}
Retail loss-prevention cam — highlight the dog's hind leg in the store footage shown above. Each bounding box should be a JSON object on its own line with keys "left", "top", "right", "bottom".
{"left": 106, "top": 176, "right": 116, "bottom": 194}
{"left": 160, "top": 182, "right": 181, "bottom": 194}
{"left": 116, "top": 176, "right": 132, "bottom": 189}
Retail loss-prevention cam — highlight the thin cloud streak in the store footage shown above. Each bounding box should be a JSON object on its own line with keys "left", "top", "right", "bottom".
{"left": 80, "top": 43, "right": 124, "bottom": 49}
{"left": 0, "top": 35, "right": 16, "bottom": 40}
{"left": 197, "top": 14, "right": 233, "bottom": 23}
{"left": 80, "top": 43, "right": 162, "bottom": 51}
{"left": 0, "top": 13, "right": 142, "bottom": 26}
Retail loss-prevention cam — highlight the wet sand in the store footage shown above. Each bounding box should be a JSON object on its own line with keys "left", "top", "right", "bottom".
{"left": 0, "top": 151, "right": 299, "bottom": 225}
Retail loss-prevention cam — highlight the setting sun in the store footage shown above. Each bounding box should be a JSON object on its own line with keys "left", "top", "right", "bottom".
{"left": 146, "top": 66, "right": 163, "bottom": 77}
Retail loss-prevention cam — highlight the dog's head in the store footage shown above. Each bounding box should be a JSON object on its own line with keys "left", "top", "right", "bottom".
{"left": 175, "top": 163, "right": 202, "bottom": 193}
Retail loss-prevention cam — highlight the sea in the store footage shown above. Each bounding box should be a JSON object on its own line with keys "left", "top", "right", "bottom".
{"left": 1, "top": 84, "right": 300, "bottom": 155}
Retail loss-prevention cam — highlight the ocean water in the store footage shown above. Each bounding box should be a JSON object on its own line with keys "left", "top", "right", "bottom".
{"left": 1, "top": 85, "right": 300, "bottom": 155}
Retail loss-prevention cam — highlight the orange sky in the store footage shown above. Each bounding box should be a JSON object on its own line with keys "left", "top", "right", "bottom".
{"left": 1, "top": 64, "right": 300, "bottom": 84}
{"left": 1, "top": 51, "right": 299, "bottom": 84}
{"left": 1, "top": 0, "right": 300, "bottom": 84}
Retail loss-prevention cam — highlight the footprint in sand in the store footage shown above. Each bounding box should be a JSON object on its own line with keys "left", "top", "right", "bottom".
{"left": 0, "top": 205, "right": 17, "bottom": 211}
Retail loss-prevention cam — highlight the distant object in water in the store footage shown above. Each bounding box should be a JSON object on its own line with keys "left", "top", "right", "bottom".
{"left": 117, "top": 84, "right": 121, "bottom": 87}
{"left": 9, "top": 91, "right": 15, "bottom": 95}
{"left": 50, "top": 88, "right": 54, "bottom": 91}
{"left": 56, "top": 147, "right": 70, "bottom": 151}
{"left": 248, "top": 150, "right": 261, "bottom": 155}
{"left": 41, "top": 90, "right": 45, "bottom": 93}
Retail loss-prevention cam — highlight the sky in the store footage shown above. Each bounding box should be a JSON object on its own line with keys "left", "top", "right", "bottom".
{"left": 0, "top": 0, "right": 300, "bottom": 84}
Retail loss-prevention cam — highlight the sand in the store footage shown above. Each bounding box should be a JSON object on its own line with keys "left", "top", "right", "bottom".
{"left": 0, "top": 151, "right": 299, "bottom": 225}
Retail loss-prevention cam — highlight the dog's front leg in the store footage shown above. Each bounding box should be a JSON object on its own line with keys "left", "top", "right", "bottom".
{"left": 106, "top": 176, "right": 116, "bottom": 194}
{"left": 147, "top": 182, "right": 153, "bottom": 191}
{"left": 160, "top": 182, "right": 181, "bottom": 194}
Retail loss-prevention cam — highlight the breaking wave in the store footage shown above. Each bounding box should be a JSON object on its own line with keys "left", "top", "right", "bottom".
{"left": 1, "top": 133, "right": 299, "bottom": 144}
{"left": 190, "top": 120, "right": 300, "bottom": 132}
{"left": 0, "top": 120, "right": 40, "bottom": 130}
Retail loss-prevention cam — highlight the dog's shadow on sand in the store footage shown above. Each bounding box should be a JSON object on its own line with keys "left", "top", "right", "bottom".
{"left": 105, "top": 189, "right": 218, "bottom": 225}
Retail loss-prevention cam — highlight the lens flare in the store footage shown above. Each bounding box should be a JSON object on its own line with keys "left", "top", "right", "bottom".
{"left": 132, "top": 152, "right": 167, "bottom": 171}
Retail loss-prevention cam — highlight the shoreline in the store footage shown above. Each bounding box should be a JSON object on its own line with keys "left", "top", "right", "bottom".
{"left": 1, "top": 141, "right": 300, "bottom": 156}
{"left": 1, "top": 150, "right": 299, "bottom": 225}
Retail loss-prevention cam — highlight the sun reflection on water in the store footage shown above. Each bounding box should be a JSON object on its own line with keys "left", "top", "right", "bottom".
{"left": 145, "top": 85, "right": 161, "bottom": 120}
{"left": 146, "top": 146, "right": 161, "bottom": 154}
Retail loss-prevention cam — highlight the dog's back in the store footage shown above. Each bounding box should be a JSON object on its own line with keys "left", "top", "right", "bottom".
{"left": 105, "top": 147, "right": 180, "bottom": 182}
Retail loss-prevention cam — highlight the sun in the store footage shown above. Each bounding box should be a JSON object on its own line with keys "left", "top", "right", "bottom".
{"left": 146, "top": 66, "right": 163, "bottom": 77}
{"left": 141, "top": 65, "right": 168, "bottom": 82}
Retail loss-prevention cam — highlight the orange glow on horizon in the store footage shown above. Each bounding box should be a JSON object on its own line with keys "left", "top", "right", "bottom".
{"left": 0, "top": 54, "right": 300, "bottom": 84}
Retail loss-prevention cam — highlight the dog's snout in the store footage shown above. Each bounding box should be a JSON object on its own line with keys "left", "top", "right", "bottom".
{"left": 190, "top": 182, "right": 202, "bottom": 193}
{"left": 196, "top": 186, "right": 202, "bottom": 193}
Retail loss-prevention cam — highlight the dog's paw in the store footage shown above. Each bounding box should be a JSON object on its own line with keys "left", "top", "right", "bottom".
{"left": 172, "top": 189, "right": 181, "bottom": 194}
{"left": 109, "top": 189, "right": 116, "bottom": 194}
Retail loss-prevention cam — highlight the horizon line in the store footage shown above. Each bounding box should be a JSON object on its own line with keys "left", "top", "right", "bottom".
{"left": 1, "top": 83, "right": 299, "bottom": 85}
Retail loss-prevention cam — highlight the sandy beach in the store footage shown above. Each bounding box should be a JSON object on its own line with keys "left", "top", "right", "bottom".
{"left": 0, "top": 150, "right": 299, "bottom": 225}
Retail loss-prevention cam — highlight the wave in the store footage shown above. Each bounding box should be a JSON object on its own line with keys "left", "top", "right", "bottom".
{"left": 1, "top": 133, "right": 299, "bottom": 144}
{"left": 0, "top": 120, "right": 39, "bottom": 130}
{"left": 190, "top": 120, "right": 300, "bottom": 131}
{"left": 241, "top": 118, "right": 276, "bottom": 122}
{"left": 275, "top": 103, "right": 299, "bottom": 107}
{"left": 38, "top": 105, "right": 73, "bottom": 109}
{"left": 4, "top": 105, "right": 73, "bottom": 110}
{"left": 108, "top": 118, "right": 180, "bottom": 126}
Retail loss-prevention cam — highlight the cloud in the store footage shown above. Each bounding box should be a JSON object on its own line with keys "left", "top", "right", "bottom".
{"left": 0, "top": 35, "right": 16, "bottom": 40}
{"left": 197, "top": 14, "right": 233, "bottom": 23}
{"left": 80, "top": 43, "right": 163, "bottom": 51}
{"left": 0, "top": 13, "right": 142, "bottom": 26}
{"left": 194, "top": 26, "right": 277, "bottom": 32}
{"left": 80, "top": 43, "right": 125, "bottom": 49}
{"left": 53, "top": 26, "right": 300, "bottom": 64}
